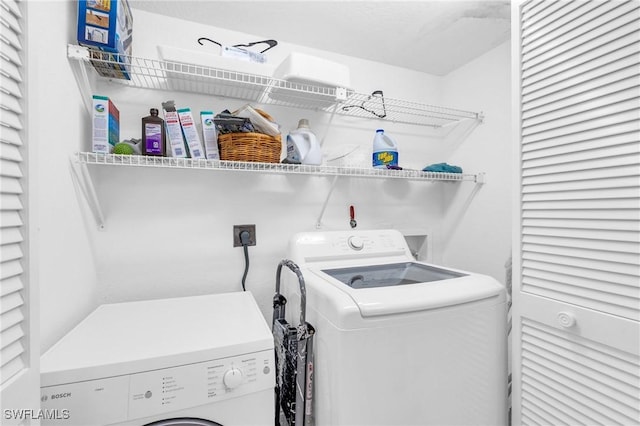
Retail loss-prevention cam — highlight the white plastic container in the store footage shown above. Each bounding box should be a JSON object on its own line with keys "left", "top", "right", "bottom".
{"left": 286, "top": 119, "right": 322, "bottom": 165}
{"left": 270, "top": 52, "right": 352, "bottom": 108}
{"left": 273, "top": 52, "right": 350, "bottom": 88}
{"left": 372, "top": 129, "right": 398, "bottom": 168}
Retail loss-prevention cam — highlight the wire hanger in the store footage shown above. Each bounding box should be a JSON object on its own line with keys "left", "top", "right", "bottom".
{"left": 342, "top": 90, "right": 387, "bottom": 119}
{"left": 197, "top": 37, "right": 278, "bottom": 53}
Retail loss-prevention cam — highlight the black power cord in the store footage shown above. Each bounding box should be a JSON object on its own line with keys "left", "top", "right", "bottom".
{"left": 240, "top": 230, "right": 251, "bottom": 291}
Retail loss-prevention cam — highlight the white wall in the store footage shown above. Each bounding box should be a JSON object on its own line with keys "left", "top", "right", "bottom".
{"left": 33, "top": 5, "right": 512, "bottom": 350}
{"left": 86, "top": 10, "right": 454, "bottom": 321}
{"left": 28, "top": 1, "right": 99, "bottom": 353}
{"left": 440, "top": 41, "right": 512, "bottom": 283}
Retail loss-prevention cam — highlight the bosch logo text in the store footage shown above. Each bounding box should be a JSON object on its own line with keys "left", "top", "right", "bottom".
{"left": 51, "top": 392, "right": 72, "bottom": 399}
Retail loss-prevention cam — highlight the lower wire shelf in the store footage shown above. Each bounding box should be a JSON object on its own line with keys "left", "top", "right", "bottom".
{"left": 72, "top": 152, "right": 484, "bottom": 230}
{"left": 75, "top": 152, "right": 483, "bottom": 183}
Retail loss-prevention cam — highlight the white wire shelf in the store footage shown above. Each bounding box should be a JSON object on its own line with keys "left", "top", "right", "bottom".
{"left": 75, "top": 152, "right": 483, "bottom": 183}
{"left": 68, "top": 44, "right": 483, "bottom": 128}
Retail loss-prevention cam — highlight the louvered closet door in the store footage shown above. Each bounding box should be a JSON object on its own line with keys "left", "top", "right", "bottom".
{"left": 0, "top": 0, "right": 38, "bottom": 420}
{"left": 513, "top": 1, "right": 640, "bottom": 425}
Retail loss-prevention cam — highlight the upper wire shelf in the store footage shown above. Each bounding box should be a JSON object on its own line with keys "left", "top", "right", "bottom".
{"left": 68, "top": 44, "right": 483, "bottom": 128}
{"left": 75, "top": 152, "right": 483, "bottom": 183}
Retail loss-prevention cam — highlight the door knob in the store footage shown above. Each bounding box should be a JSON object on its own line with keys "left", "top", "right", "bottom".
{"left": 557, "top": 312, "right": 576, "bottom": 328}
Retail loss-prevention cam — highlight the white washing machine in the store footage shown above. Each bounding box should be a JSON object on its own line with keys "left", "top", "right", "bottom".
{"left": 40, "top": 292, "right": 274, "bottom": 426}
{"left": 283, "top": 229, "right": 508, "bottom": 426}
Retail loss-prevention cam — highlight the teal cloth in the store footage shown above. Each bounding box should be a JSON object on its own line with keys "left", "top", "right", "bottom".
{"left": 422, "top": 163, "right": 463, "bottom": 173}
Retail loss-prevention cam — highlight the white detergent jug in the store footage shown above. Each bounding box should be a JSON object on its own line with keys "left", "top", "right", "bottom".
{"left": 286, "top": 119, "right": 322, "bottom": 165}
{"left": 372, "top": 128, "right": 398, "bottom": 168}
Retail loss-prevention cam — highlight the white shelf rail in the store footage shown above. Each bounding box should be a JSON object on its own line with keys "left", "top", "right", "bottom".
{"left": 67, "top": 44, "right": 483, "bottom": 128}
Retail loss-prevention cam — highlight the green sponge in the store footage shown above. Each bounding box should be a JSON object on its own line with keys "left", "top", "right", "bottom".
{"left": 113, "top": 142, "right": 134, "bottom": 155}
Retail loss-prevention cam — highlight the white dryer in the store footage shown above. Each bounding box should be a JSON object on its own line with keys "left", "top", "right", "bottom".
{"left": 283, "top": 229, "right": 508, "bottom": 426}
{"left": 40, "top": 292, "right": 274, "bottom": 426}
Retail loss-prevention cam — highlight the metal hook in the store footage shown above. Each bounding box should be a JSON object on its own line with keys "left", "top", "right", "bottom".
{"left": 197, "top": 37, "right": 222, "bottom": 47}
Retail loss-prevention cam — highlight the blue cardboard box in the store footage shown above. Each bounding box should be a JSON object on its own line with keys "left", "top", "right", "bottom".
{"left": 77, "top": 0, "right": 133, "bottom": 80}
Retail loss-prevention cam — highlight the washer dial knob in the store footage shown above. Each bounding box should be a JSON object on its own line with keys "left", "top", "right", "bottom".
{"left": 223, "top": 368, "right": 243, "bottom": 389}
{"left": 348, "top": 236, "right": 364, "bottom": 251}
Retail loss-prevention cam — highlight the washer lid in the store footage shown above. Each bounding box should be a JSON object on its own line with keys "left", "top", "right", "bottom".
{"left": 322, "top": 262, "right": 467, "bottom": 288}
{"left": 310, "top": 263, "right": 504, "bottom": 318}
{"left": 41, "top": 292, "right": 273, "bottom": 386}
{"left": 289, "top": 230, "right": 505, "bottom": 318}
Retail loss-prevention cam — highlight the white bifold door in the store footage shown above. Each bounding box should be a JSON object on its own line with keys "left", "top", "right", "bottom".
{"left": 512, "top": 1, "right": 640, "bottom": 425}
{"left": 0, "top": 0, "right": 39, "bottom": 423}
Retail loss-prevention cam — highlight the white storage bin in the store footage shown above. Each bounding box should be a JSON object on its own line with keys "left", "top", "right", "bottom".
{"left": 269, "top": 52, "right": 352, "bottom": 108}
{"left": 273, "top": 52, "right": 350, "bottom": 88}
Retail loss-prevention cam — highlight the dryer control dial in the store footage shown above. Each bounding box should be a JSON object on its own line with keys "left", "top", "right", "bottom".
{"left": 223, "top": 368, "right": 243, "bottom": 389}
{"left": 348, "top": 236, "right": 364, "bottom": 251}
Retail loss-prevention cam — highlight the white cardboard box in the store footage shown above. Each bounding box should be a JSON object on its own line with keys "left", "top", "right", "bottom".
{"left": 200, "top": 111, "right": 220, "bottom": 160}
{"left": 161, "top": 101, "right": 187, "bottom": 158}
{"left": 178, "top": 108, "right": 206, "bottom": 159}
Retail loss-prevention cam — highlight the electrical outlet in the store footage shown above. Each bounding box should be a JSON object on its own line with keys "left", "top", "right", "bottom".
{"left": 233, "top": 224, "right": 256, "bottom": 247}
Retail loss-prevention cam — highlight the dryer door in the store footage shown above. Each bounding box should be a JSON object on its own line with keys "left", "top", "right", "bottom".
{"left": 144, "top": 419, "right": 222, "bottom": 426}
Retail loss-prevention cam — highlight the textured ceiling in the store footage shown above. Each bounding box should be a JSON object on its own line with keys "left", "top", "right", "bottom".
{"left": 130, "top": 1, "right": 511, "bottom": 76}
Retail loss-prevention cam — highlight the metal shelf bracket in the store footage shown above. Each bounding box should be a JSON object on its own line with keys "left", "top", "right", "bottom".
{"left": 67, "top": 45, "right": 94, "bottom": 116}
{"left": 316, "top": 175, "right": 340, "bottom": 229}
{"left": 69, "top": 155, "right": 106, "bottom": 230}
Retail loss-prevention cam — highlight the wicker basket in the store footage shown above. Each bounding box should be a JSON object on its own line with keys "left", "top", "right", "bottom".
{"left": 218, "top": 132, "right": 282, "bottom": 163}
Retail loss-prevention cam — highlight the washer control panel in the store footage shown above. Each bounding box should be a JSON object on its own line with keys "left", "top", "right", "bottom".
{"left": 40, "top": 350, "right": 274, "bottom": 425}
{"left": 292, "top": 230, "right": 411, "bottom": 262}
